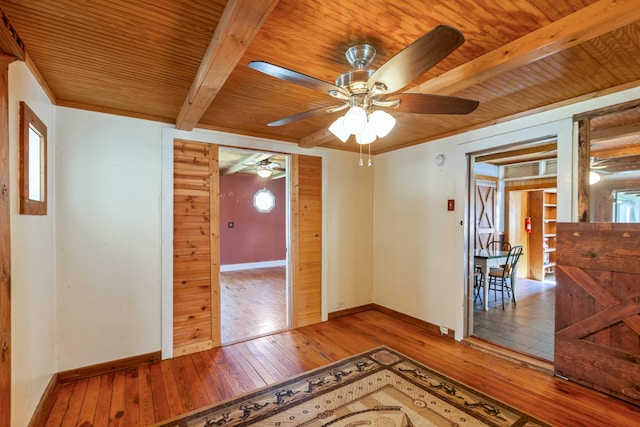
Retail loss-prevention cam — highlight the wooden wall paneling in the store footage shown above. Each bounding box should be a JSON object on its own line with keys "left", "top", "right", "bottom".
{"left": 0, "top": 64, "right": 10, "bottom": 427}
{"left": 555, "top": 222, "right": 640, "bottom": 405}
{"left": 173, "top": 140, "right": 219, "bottom": 356}
{"left": 290, "top": 154, "right": 322, "bottom": 328}
{"left": 577, "top": 117, "right": 591, "bottom": 222}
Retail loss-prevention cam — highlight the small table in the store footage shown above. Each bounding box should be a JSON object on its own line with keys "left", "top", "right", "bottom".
{"left": 474, "top": 249, "right": 510, "bottom": 311}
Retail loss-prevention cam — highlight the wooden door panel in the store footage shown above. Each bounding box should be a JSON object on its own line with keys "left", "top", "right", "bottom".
{"left": 290, "top": 154, "right": 322, "bottom": 328}
{"left": 172, "top": 140, "right": 220, "bottom": 356}
{"left": 555, "top": 223, "right": 640, "bottom": 405}
{"left": 475, "top": 180, "right": 496, "bottom": 250}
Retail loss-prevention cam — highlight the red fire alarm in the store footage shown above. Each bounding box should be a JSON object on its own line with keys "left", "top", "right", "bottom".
{"left": 447, "top": 199, "right": 455, "bottom": 211}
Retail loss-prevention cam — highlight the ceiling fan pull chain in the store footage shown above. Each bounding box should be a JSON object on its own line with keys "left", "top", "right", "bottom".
{"left": 368, "top": 144, "right": 372, "bottom": 167}
{"left": 359, "top": 144, "right": 364, "bottom": 167}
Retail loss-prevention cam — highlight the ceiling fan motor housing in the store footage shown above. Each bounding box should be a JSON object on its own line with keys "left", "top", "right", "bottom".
{"left": 335, "top": 69, "right": 375, "bottom": 94}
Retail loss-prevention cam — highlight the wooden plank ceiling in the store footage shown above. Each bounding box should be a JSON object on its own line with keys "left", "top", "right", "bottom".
{"left": 2, "top": 0, "right": 640, "bottom": 155}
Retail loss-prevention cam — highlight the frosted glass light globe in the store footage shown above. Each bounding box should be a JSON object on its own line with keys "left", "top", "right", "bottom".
{"left": 343, "top": 106, "right": 367, "bottom": 135}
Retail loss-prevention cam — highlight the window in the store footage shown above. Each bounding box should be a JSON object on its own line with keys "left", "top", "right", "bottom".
{"left": 575, "top": 99, "right": 640, "bottom": 222}
{"left": 254, "top": 189, "right": 275, "bottom": 212}
{"left": 19, "top": 101, "right": 47, "bottom": 215}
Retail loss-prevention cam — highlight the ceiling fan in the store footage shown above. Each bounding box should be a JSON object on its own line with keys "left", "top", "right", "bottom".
{"left": 248, "top": 25, "right": 479, "bottom": 144}
{"left": 247, "top": 158, "right": 285, "bottom": 178}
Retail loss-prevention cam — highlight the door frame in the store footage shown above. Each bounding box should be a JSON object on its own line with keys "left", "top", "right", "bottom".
{"left": 459, "top": 122, "right": 573, "bottom": 340}
{"left": 160, "top": 128, "right": 326, "bottom": 359}
{"left": 217, "top": 146, "right": 292, "bottom": 344}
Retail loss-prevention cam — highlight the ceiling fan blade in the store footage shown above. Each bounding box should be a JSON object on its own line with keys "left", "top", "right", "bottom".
{"left": 392, "top": 93, "right": 479, "bottom": 115}
{"left": 267, "top": 105, "right": 343, "bottom": 127}
{"left": 249, "top": 61, "right": 349, "bottom": 97}
{"left": 367, "top": 25, "right": 465, "bottom": 94}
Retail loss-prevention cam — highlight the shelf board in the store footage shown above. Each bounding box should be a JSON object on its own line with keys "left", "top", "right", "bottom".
{"left": 543, "top": 233, "right": 556, "bottom": 238}
{"left": 544, "top": 248, "right": 556, "bottom": 253}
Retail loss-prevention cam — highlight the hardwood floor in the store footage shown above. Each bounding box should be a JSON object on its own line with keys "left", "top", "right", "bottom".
{"left": 473, "top": 278, "right": 556, "bottom": 360}
{"left": 220, "top": 266, "right": 287, "bottom": 344}
{"left": 40, "top": 309, "right": 639, "bottom": 426}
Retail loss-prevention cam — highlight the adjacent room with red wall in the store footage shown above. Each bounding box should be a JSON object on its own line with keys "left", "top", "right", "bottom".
{"left": 219, "top": 174, "right": 286, "bottom": 267}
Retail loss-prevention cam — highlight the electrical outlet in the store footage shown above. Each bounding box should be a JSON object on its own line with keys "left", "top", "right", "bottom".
{"left": 439, "top": 326, "right": 448, "bottom": 336}
{"left": 337, "top": 301, "right": 345, "bottom": 309}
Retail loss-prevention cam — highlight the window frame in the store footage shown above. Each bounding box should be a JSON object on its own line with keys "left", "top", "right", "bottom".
{"left": 19, "top": 101, "right": 47, "bottom": 215}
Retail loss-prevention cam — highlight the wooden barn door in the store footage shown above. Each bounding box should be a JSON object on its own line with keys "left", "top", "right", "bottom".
{"left": 555, "top": 222, "right": 640, "bottom": 406}
{"left": 475, "top": 179, "right": 496, "bottom": 250}
{"left": 172, "top": 140, "right": 220, "bottom": 356}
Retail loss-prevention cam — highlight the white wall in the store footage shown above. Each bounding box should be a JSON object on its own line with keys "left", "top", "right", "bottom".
{"left": 55, "top": 108, "right": 164, "bottom": 370}
{"left": 9, "top": 61, "right": 57, "bottom": 427}
{"left": 324, "top": 151, "right": 374, "bottom": 311}
{"left": 373, "top": 85, "right": 640, "bottom": 340}
{"left": 373, "top": 140, "right": 461, "bottom": 331}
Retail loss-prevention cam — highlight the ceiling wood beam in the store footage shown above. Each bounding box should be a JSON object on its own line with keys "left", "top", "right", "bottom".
{"left": 476, "top": 142, "right": 557, "bottom": 164}
{"left": 591, "top": 146, "right": 640, "bottom": 159}
{"left": 411, "top": 0, "right": 640, "bottom": 96}
{"left": 591, "top": 123, "right": 640, "bottom": 144}
{"left": 299, "top": 0, "right": 640, "bottom": 149}
{"left": 222, "top": 152, "right": 270, "bottom": 175}
{"left": 176, "top": 0, "right": 279, "bottom": 131}
{"left": 0, "top": 6, "right": 25, "bottom": 61}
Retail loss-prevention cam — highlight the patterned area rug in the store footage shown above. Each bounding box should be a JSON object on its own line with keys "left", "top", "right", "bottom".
{"left": 155, "top": 346, "right": 549, "bottom": 426}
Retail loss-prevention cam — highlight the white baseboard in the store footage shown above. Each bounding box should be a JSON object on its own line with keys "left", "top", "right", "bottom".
{"left": 220, "top": 259, "right": 287, "bottom": 272}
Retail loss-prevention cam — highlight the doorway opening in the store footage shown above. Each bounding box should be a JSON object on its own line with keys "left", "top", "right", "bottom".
{"left": 218, "top": 147, "right": 290, "bottom": 344}
{"left": 468, "top": 140, "right": 557, "bottom": 361}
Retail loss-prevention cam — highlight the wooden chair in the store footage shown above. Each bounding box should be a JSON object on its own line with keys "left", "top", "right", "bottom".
{"left": 474, "top": 241, "right": 511, "bottom": 302}
{"left": 487, "top": 240, "right": 511, "bottom": 253}
{"left": 487, "top": 245, "right": 523, "bottom": 309}
{"left": 474, "top": 265, "right": 483, "bottom": 304}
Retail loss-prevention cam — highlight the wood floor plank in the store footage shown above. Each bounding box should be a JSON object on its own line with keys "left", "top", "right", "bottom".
{"left": 108, "top": 369, "right": 127, "bottom": 425}
{"left": 209, "top": 347, "right": 258, "bottom": 397}
{"left": 249, "top": 338, "right": 297, "bottom": 378}
{"left": 233, "top": 341, "right": 280, "bottom": 384}
{"left": 59, "top": 379, "right": 87, "bottom": 427}
{"left": 148, "top": 362, "right": 170, "bottom": 422}
{"left": 197, "top": 349, "right": 236, "bottom": 401}
{"left": 91, "top": 373, "right": 114, "bottom": 426}
{"left": 41, "top": 310, "right": 640, "bottom": 426}
{"left": 137, "top": 363, "right": 156, "bottom": 426}
{"left": 190, "top": 351, "right": 224, "bottom": 403}
{"left": 242, "top": 340, "right": 289, "bottom": 382}
{"left": 123, "top": 367, "right": 141, "bottom": 426}
{"left": 44, "top": 382, "right": 74, "bottom": 427}
{"left": 75, "top": 375, "right": 101, "bottom": 426}
{"left": 159, "top": 360, "right": 185, "bottom": 418}
{"left": 170, "top": 355, "right": 209, "bottom": 412}
{"left": 221, "top": 345, "right": 268, "bottom": 390}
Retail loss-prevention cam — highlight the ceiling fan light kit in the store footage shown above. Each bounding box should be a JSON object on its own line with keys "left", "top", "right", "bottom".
{"left": 257, "top": 165, "right": 273, "bottom": 178}
{"left": 248, "top": 25, "right": 479, "bottom": 166}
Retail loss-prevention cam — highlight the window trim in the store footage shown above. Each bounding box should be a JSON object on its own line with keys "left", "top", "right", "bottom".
{"left": 19, "top": 101, "right": 47, "bottom": 215}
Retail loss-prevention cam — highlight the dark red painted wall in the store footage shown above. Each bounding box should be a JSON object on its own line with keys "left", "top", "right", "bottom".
{"left": 219, "top": 174, "right": 286, "bottom": 265}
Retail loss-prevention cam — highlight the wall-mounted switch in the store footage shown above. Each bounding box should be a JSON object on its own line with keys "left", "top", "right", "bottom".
{"left": 447, "top": 200, "right": 455, "bottom": 211}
